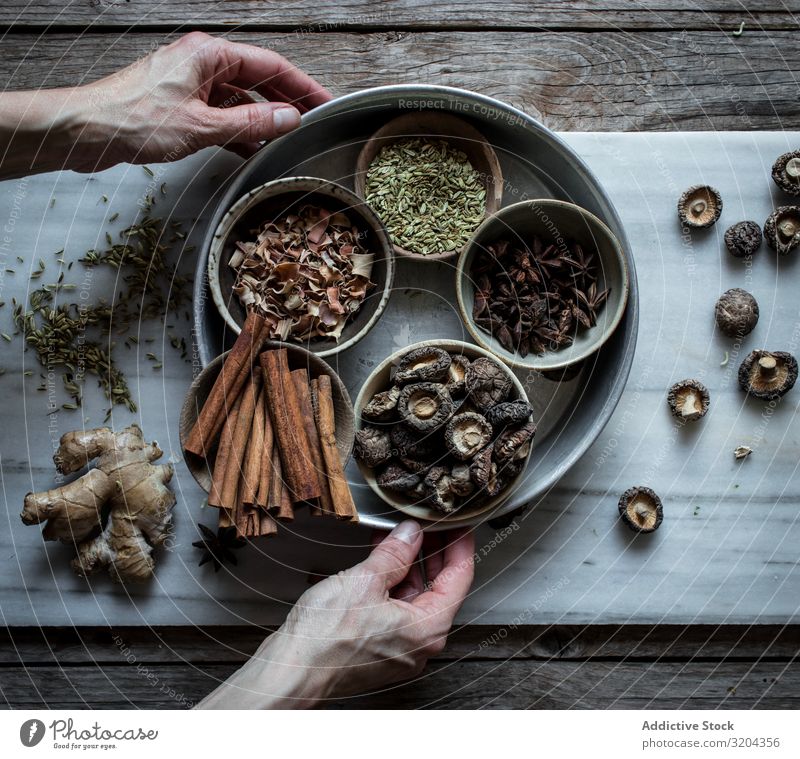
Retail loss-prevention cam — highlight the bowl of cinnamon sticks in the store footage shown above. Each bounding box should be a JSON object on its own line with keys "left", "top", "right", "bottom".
{"left": 180, "top": 312, "right": 358, "bottom": 538}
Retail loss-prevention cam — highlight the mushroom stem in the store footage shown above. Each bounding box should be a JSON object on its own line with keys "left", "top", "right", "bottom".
{"left": 778, "top": 219, "right": 798, "bottom": 239}
{"left": 681, "top": 390, "right": 700, "bottom": 417}
{"left": 633, "top": 500, "right": 651, "bottom": 523}
{"left": 690, "top": 199, "right": 707, "bottom": 216}
{"left": 758, "top": 355, "right": 778, "bottom": 379}
{"left": 786, "top": 157, "right": 800, "bottom": 179}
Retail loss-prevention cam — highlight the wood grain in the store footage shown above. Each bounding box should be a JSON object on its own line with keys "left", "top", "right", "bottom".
{"left": 0, "top": 31, "right": 798, "bottom": 131}
{"left": 0, "top": 1, "right": 798, "bottom": 31}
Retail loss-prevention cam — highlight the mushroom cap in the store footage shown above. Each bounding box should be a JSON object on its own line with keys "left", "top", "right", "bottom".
{"left": 485, "top": 399, "right": 533, "bottom": 429}
{"left": 377, "top": 464, "right": 422, "bottom": 493}
{"left": 444, "top": 412, "right": 493, "bottom": 460}
{"left": 423, "top": 466, "right": 457, "bottom": 513}
{"left": 397, "top": 382, "right": 454, "bottom": 432}
{"left": 450, "top": 463, "right": 475, "bottom": 497}
{"left": 714, "top": 288, "right": 759, "bottom": 338}
{"left": 738, "top": 350, "right": 798, "bottom": 400}
{"left": 354, "top": 426, "right": 393, "bottom": 468}
{"left": 494, "top": 419, "right": 537, "bottom": 462}
{"left": 465, "top": 357, "right": 513, "bottom": 411}
{"left": 469, "top": 444, "right": 494, "bottom": 489}
{"left": 445, "top": 354, "right": 471, "bottom": 397}
{"left": 724, "top": 221, "right": 762, "bottom": 258}
{"left": 390, "top": 424, "right": 434, "bottom": 459}
{"left": 361, "top": 385, "right": 401, "bottom": 422}
{"left": 764, "top": 205, "right": 800, "bottom": 255}
{"left": 666, "top": 379, "right": 710, "bottom": 421}
{"left": 395, "top": 346, "right": 451, "bottom": 384}
{"left": 771, "top": 150, "right": 800, "bottom": 196}
{"left": 677, "top": 185, "right": 723, "bottom": 229}
{"left": 618, "top": 486, "right": 663, "bottom": 533}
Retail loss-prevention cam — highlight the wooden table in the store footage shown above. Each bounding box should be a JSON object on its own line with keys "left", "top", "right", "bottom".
{"left": 2, "top": 2, "right": 800, "bottom": 709}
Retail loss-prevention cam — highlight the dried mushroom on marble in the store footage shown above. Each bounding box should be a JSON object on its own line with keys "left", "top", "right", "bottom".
{"left": 355, "top": 345, "right": 534, "bottom": 516}
{"left": 724, "top": 221, "right": 762, "bottom": 258}
{"left": 714, "top": 288, "right": 759, "bottom": 337}
{"left": 771, "top": 150, "right": 800, "bottom": 196}
{"left": 677, "top": 185, "right": 722, "bottom": 229}
{"left": 397, "top": 382, "right": 454, "bottom": 432}
{"left": 394, "top": 346, "right": 451, "bottom": 384}
{"left": 618, "top": 486, "right": 663, "bottom": 534}
{"left": 738, "top": 350, "right": 798, "bottom": 400}
{"left": 667, "top": 379, "right": 710, "bottom": 422}
{"left": 764, "top": 206, "right": 800, "bottom": 255}
{"left": 229, "top": 204, "right": 375, "bottom": 342}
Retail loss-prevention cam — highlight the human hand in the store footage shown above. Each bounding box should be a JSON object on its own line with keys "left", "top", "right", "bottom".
{"left": 197, "top": 521, "right": 475, "bottom": 709}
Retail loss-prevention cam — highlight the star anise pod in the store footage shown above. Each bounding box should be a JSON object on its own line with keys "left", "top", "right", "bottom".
{"left": 192, "top": 524, "right": 246, "bottom": 572}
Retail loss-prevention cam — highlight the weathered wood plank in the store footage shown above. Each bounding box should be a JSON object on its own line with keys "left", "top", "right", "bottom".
{"left": 3, "top": 625, "right": 799, "bottom": 665}
{"left": 0, "top": 1, "right": 797, "bottom": 31}
{"left": 1, "top": 660, "right": 797, "bottom": 709}
{"left": 0, "top": 31, "right": 796, "bottom": 132}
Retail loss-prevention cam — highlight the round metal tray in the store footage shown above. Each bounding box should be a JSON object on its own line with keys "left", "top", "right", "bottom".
{"left": 192, "top": 85, "right": 639, "bottom": 531}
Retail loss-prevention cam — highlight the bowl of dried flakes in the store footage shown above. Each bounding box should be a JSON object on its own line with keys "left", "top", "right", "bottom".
{"left": 456, "top": 199, "right": 630, "bottom": 372}
{"left": 353, "top": 111, "right": 503, "bottom": 261}
{"left": 208, "top": 176, "right": 395, "bottom": 358}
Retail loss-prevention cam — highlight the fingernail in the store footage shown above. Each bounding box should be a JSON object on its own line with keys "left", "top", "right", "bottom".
{"left": 391, "top": 520, "right": 421, "bottom": 545}
{"left": 273, "top": 107, "right": 300, "bottom": 134}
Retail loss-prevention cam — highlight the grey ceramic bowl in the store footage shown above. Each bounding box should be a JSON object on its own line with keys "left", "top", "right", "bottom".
{"left": 180, "top": 342, "right": 355, "bottom": 494}
{"left": 456, "top": 199, "right": 630, "bottom": 371}
{"left": 353, "top": 339, "right": 531, "bottom": 524}
{"left": 207, "top": 176, "right": 395, "bottom": 359}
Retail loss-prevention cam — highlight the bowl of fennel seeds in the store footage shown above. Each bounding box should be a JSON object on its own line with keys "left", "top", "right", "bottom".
{"left": 354, "top": 112, "right": 503, "bottom": 261}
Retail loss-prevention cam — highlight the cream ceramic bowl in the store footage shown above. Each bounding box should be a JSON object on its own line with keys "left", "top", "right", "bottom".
{"left": 353, "top": 339, "right": 532, "bottom": 524}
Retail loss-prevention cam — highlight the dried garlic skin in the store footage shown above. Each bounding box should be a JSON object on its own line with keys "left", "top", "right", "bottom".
{"left": 738, "top": 350, "right": 798, "bottom": 400}
{"left": 394, "top": 346, "right": 451, "bottom": 384}
{"left": 764, "top": 206, "right": 800, "bottom": 255}
{"left": 354, "top": 426, "right": 393, "bottom": 468}
{"left": 667, "top": 379, "right": 710, "bottom": 422}
{"left": 444, "top": 412, "right": 492, "bottom": 460}
{"left": 677, "top": 185, "right": 722, "bottom": 229}
{"left": 714, "top": 288, "right": 759, "bottom": 337}
{"left": 771, "top": 150, "right": 800, "bottom": 196}
{"left": 618, "top": 486, "right": 663, "bottom": 533}
{"left": 724, "top": 221, "right": 762, "bottom": 258}
{"left": 397, "top": 382, "right": 454, "bottom": 432}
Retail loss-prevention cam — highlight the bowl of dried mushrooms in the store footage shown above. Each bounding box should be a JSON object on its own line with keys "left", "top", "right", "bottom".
{"left": 208, "top": 176, "right": 395, "bottom": 358}
{"left": 456, "top": 199, "right": 629, "bottom": 372}
{"left": 353, "top": 339, "right": 533, "bottom": 524}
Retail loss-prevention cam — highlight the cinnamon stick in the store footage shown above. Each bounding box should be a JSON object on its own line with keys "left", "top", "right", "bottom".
{"left": 260, "top": 349, "right": 321, "bottom": 503}
{"left": 312, "top": 375, "right": 358, "bottom": 521}
{"left": 218, "top": 507, "right": 233, "bottom": 529}
{"left": 255, "top": 404, "right": 274, "bottom": 510}
{"left": 240, "top": 385, "right": 266, "bottom": 507}
{"left": 220, "top": 372, "right": 261, "bottom": 511}
{"left": 258, "top": 509, "right": 278, "bottom": 537}
{"left": 291, "top": 368, "right": 333, "bottom": 517}
{"left": 267, "top": 449, "right": 294, "bottom": 522}
{"left": 184, "top": 311, "right": 266, "bottom": 457}
{"left": 208, "top": 392, "right": 244, "bottom": 508}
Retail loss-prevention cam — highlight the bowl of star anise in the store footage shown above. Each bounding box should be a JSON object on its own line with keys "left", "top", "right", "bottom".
{"left": 455, "top": 199, "right": 629, "bottom": 371}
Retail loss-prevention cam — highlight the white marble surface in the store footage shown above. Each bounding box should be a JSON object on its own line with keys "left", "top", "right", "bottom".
{"left": 1, "top": 131, "right": 799, "bottom": 627}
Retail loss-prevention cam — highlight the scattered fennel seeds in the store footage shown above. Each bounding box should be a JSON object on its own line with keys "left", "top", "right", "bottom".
{"left": 364, "top": 137, "right": 486, "bottom": 256}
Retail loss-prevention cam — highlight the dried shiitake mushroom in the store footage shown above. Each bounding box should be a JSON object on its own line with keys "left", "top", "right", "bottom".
{"left": 771, "top": 150, "right": 800, "bottom": 196}
{"left": 399, "top": 455, "right": 431, "bottom": 474}
{"left": 486, "top": 399, "right": 533, "bottom": 430}
{"left": 450, "top": 463, "right": 475, "bottom": 497}
{"left": 354, "top": 427, "right": 393, "bottom": 468}
{"left": 466, "top": 357, "right": 513, "bottom": 411}
{"left": 390, "top": 425, "right": 433, "bottom": 459}
{"left": 397, "top": 382, "right": 454, "bottom": 432}
{"left": 666, "top": 379, "right": 710, "bottom": 422}
{"left": 494, "top": 419, "right": 537, "bottom": 462}
{"left": 764, "top": 206, "right": 800, "bottom": 255}
{"left": 678, "top": 185, "right": 722, "bottom": 229}
{"left": 377, "top": 464, "right": 421, "bottom": 494}
{"left": 738, "top": 350, "right": 798, "bottom": 400}
{"left": 485, "top": 462, "right": 505, "bottom": 497}
{"left": 361, "top": 386, "right": 401, "bottom": 422}
{"left": 469, "top": 444, "right": 494, "bottom": 489}
{"left": 724, "top": 221, "right": 762, "bottom": 258}
{"left": 445, "top": 355, "right": 471, "bottom": 397}
{"left": 714, "top": 288, "right": 759, "bottom": 337}
{"left": 395, "top": 346, "right": 451, "bottom": 384}
{"left": 445, "top": 412, "right": 492, "bottom": 461}
{"left": 423, "top": 466, "right": 457, "bottom": 514}
{"left": 618, "top": 486, "right": 663, "bottom": 533}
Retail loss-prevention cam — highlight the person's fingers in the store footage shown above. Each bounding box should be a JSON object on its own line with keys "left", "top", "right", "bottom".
{"left": 211, "top": 39, "right": 332, "bottom": 111}
{"left": 196, "top": 100, "right": 301, "bottom": 148}
{"left": 422, "top": 531, "right": 445, "bottom": 582}
{"left": 358, "top": 520, "right": 423, "bottom": 591}
{"left": 412, "top": 528, "right": 475, "bottom": 618}
{"left": 208, "top": 82, "right": 256, "bottom": 109}
{"left": 391, "top": 561, "right": 424, "bottom": 602}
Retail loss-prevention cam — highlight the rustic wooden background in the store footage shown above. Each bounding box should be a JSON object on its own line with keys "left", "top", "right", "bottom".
{"left": 2, "top": 0, "right": 800, "bottom": 709}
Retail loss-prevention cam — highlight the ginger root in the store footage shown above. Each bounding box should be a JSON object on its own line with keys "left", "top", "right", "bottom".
{"left": 21, "top": 424, "right": 176, "bottom": 583}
